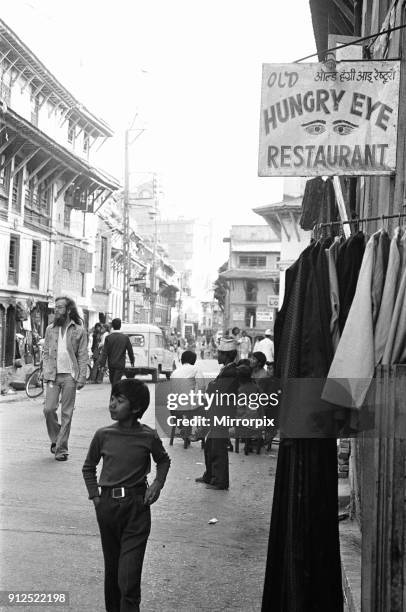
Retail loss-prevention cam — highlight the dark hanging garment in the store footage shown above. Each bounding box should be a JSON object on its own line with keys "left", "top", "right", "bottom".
{"left": 336, "top": 231, "right": 366, "bottom": 333}
{"left": 299, "top": 178, "right": 326, "bottom": 231}
{"left": 262, "top": 241, "right": 343, "bottom": 612}
{"left": 299, "top": 178, "right": 339, "bottom": 231}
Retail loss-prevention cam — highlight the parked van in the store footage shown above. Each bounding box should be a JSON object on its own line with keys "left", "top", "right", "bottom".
{"left": 121, "top": 323, "right": 176, "bottom": 381}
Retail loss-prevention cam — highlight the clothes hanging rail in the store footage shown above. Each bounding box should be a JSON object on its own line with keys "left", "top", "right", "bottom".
{"left": 315, "top": 212, "right": 406, "bottom": 233}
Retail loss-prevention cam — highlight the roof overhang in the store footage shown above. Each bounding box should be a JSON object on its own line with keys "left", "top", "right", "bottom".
{"left": 0, "top": 107, "right": 120, "bottom": 198}
{"left": 0, "top": 19, "right": 113, "bottom": 137}
{"left": 309, "top": 0, "right": 356, "bottom": 60}
{"left": 253, "top": 200, "right": 305, "bottom": 242}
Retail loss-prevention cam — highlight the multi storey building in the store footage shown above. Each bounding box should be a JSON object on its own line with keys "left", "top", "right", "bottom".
{"left": 0, "top": 19, "right": 120, "bottom": 373}
{"left": 220, "top": 225, "right": 281, "bottom": 340}
{"left": 253, "top": 182, "right": 311, "bottom": 305}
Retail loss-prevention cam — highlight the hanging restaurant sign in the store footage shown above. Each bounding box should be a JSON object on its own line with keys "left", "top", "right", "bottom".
{"left": 258, "top": 61, "right": 400, "bottom": 176}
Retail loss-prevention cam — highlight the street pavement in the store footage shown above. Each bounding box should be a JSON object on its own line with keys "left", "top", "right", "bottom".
{"left": 0, "top": 360, "right": 277, "bottom": 611}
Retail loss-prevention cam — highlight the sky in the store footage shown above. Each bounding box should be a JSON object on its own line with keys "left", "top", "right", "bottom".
{"left": 2, "top": 0, "right": 316, "bottom": 269}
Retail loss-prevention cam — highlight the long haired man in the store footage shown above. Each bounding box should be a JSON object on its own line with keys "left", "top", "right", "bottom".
{"left": 42, "top": 296, "right": 88, "bottom": 461}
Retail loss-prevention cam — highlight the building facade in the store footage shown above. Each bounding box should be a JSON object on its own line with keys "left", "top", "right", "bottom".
{"left": 253, "top": 194, "right": 311, "bottom": 306}
{"left": 220, "top": 225, "right": 281, "bottom": 340}
{"left": 0, "top": 19, "right": 120, "bottom": 378}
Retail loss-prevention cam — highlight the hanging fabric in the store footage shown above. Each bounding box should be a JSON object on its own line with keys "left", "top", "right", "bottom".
{"left": 382, "top": 229, "right": 406, "bottom": 364}
{"left": 336, "top": 231, "right": 366, "bottom": 333}
{"left": 374, "top": 227, "right": 402, "bottom": 364}
{"left": 263, "top": 213, "right": 406, "bottom": 612}
{"left": 299, "top": 177, "right": 339, "bottom": 231}
{"left": 322, "top": 231, "right": 380, "bottom": 408}
{"left": 326, "top": 236, "right": 341, "bottom": 352}
{"left": 262, "top": 239, "right": 343, "bottom": 612}
{"left": 323, "top": 220, "right": 406, "bottom": 408}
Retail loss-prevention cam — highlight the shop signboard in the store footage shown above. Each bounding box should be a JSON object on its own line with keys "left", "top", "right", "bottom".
{"left": 257, "top": 309, "right": 273, "bottom": 322}
{"left": 130, "top": 291, "right": 144, "bottom": 306}
{"left": 258, "top": 61, "right": 400, "bottom": 176}
{"left": 232, "top": 309, "right": 245, "bottom": 321}
{"left": 267, "top": 296, "right": 279, "bottom": 308}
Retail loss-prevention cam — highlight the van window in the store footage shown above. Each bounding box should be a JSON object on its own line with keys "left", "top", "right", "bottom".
{"left": 129, "top": 334, "right": 145, "bottom": 347}
{"left": 155, "top": 335, "right": 163, "bottom": 347}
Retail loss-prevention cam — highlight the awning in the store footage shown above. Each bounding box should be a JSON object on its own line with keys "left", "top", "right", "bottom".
{"left": 219, "top": 269, "right": 279, "bottom": 281}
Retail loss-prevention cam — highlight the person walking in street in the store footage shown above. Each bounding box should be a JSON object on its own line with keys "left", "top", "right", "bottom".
{"left": 195, "top": 337, "right": 239, "bottom": 490}
{"left": 195, "top": 335, "right": 202, "bottom": 360}
{"left": 100, "top": 323, "right": 110, "bottom": 347}
{"left": 90, "top": 322, "right": 104, "bottom": 383}
{"left": 253, "top": 329, "right": 274, "bottom": 369}
{"left": 200, "top": 335, "right": 206, "bottom": 360}
{"left": 42, "top": 296, "right": 88, "bottom": 461}
{"left": 170, "top": 350, "right": 205, "bottom": 448}
{"left": 239, "top": 330, "right": 252, "bottom": 359}
{"left": 98, "top": 318, "right": 135, "bottom": 387}
{"left": 82, "top": 378, "right": 171, "bottom": 612}
{"left": 231, "top": 326, "right": 241, "bottom": 358}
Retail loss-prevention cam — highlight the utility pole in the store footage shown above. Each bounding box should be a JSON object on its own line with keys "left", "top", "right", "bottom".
{"left": 122, "top": 129, "right": 130, "bottom": 321}
{"left": 150, "top": 174, "right": 158, "bottom": 323}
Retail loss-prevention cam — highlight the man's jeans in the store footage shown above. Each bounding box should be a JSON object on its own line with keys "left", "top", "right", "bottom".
{"left": 43, "top": 374, "right": 77, "bottom": 457}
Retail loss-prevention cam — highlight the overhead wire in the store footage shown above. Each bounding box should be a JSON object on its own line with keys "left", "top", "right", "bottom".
{"left": 294, "top": 22, "right": 406, "bottom": 63}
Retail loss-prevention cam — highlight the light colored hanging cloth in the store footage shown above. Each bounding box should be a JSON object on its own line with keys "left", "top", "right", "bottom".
{"left": 382, "top": 229, "right": 406, "bottom": 365}
{"left": 371, "top": 228, "right": 390, "bottom": 325}
{"left": 374, "top": 227, "right": 402, "bottom": 365}
{"left": 322, "top": 231, "right": 380, "bottom": 409}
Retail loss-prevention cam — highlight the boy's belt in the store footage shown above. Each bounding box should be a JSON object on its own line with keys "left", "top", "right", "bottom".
{"left": 101, "top": 484, "right": 147, "bottom": 499}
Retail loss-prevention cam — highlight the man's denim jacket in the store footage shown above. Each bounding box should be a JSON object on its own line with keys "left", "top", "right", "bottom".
{"left": 43, "top": 320, "right": 88, "bottom": 384}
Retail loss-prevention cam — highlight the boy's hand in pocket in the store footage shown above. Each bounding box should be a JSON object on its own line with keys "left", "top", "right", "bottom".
{"left": 144, "top": 481, "right": 161, "bottom": 505}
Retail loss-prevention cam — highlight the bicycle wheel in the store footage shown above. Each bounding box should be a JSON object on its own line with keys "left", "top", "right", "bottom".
{"left": 26, "top": 368, "right": 44, "bottom": 398}
{"left": 86, "top": 363, "right": 92, "bottom": 381}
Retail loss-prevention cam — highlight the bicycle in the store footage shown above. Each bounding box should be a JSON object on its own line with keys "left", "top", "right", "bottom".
{"left": 26, "top": 362, "right": 44, "bottom": 398}
{"left": 26, "top": 349, "right": 99, "bottom": 398}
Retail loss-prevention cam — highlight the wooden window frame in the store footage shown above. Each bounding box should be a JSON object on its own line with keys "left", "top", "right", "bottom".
{"left": 8, "top": 234, "right": 19, "bottom": 284}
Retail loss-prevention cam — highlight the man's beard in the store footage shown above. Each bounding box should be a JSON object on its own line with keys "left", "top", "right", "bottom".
{"left": 54, "top": 314, "right": 67, "bottom": 326}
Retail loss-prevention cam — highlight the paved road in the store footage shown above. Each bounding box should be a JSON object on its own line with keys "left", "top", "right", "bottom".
{"left": 0, "top": 363, "right": 277, "bottom": 611}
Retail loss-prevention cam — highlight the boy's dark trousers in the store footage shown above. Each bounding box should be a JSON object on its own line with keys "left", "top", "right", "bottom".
{"left": 96, "top": 488, "right": 151, "bottom": 612}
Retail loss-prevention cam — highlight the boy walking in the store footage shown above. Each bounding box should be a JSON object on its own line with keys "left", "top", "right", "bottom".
{"left": 82, "top": 379, "right": 171, "bottom": 612}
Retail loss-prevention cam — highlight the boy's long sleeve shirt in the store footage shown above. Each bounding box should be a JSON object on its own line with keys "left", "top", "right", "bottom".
{"left": 82, "top": 423, "right": 171, "bottom": 499}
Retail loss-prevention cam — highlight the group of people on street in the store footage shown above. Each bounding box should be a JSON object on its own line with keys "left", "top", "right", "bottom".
{"left": 228, "top": 326, "right": 275, "bottom": 368}
{"left": 39, "top": 296, "right": 276, "bottom": 610}
{"left": 191, "top": 337, "right": 276, "bottom": 489}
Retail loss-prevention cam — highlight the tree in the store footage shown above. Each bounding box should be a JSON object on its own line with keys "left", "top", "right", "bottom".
{"left": 213, "top": 261, "right": 228, "bottom": 312}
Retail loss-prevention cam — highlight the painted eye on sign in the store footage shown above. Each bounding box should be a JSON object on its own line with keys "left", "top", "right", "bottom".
{"left": 258, "top": 62, "right": 400, "bottom": 177}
